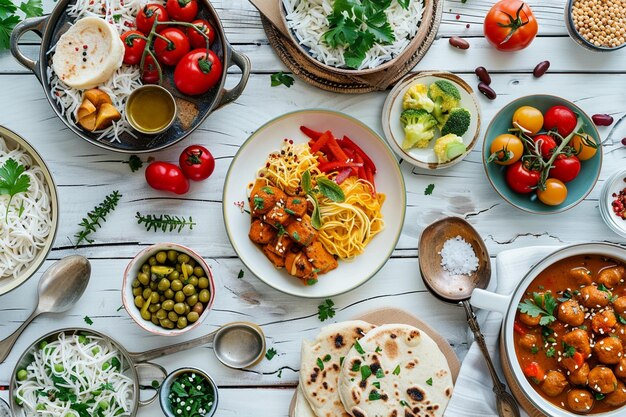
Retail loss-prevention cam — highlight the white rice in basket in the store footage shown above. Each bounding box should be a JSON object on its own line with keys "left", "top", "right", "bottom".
{"left": 282, "top": 0, "right": 424, "bottom": 70}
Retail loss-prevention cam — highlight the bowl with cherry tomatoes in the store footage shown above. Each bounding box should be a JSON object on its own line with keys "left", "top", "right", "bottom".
{"left": 483, "top": 95, "right": 602, "bottom": 214}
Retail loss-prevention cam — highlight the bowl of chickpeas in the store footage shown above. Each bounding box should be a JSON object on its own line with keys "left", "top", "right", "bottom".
{"left": 565, "top": 0, "right": 626, "bottom": 52}
{"left": 122, "top": 243, "right": 215, "bottom": 336}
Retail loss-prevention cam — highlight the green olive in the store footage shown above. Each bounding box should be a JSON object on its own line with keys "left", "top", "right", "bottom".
{"left": 184, "top": 304, "right": 190, "bottom": 315}
{"left": 187, "top": 312, "right": 199, "bottom": 323}
{"left": 158, "top": 278, "right": 170, "bottom": 292}
{"left": 186, "top": 294, "right": 198, "bottom": 306}
{"left": 141, "top": 309, "right": 152, "bottom": 321}
{"left": 168, "top": 270, "right": 180, "bottom": 281}
{"left": 177, "top": 254, "right": 190, "bottom": 264}
{"left": 163, "top": 289, "right": 174, "bottom": 299}
{"left": 168, "top": 311, "right": 179, "bottom": 322}
{"left": 177, "top": 317, "right": 188, "bottom": 329}
{"left": 134, "top": 296, "right": 144, "bottom": 308}
{"left": 193, "top": 266, "right": 204, "bottom": 277}
{"left": 167, "top": 250, "right": 178, "bottom": 263}
{"left": 174, "top": 291, "right": 185, "bottom": 303}
{"left": 156, "top": 251, "right": 167, "bottom": 264}
{"left": 160, "top": 319, "right": 174, "bottom": 329}
{"left": 159, "top": 295, "right": 165, "bottom": 303}
{"left": 188, "top": 276, "right": 198, "bottom": 287}
{"left": 150, "top": 292, "right": 160, "bottom": 304}
{"left": 156, "top": 309, "right": 167, "bottom": 320}
{"left": 142, "top": 288, "right": 152, "bottom": 300}
{"left": 189, "top": 258, "right": 197, "bottom": 267}
{"left": 192, "top": 302, "right": 204, "bottom": 314}
{"left": 162, "top": 300, "right": 175, "bottom": 311}
{"left": 151, "top": 315, "right": 159, "bottom": 325}
{"left": 184, "top": 264, "right": 194, "bottom": 277}
{"left": 174, "top": 303, "right": 186, "bottom": 315}
{"left": 148, "top": 256, "right": 157, "bottom": 266}
{"left": 141, "top": 264, "right": 150, "bottom": 274}
{"left": 198, "top": 289, "right": 211, "bottom": 304}
{"left": 171, "top": 280, "right": 183, "bottom": 291}
{"left": 149, "top": 281, "right": 158, "bottom": 290}
{"left": 132, "top": 287, "right": 142, "bottom": 297}
{"left": 138, "top": 273, "right": 150, "bottom": 285}
{"left": 131, "top": 279, "right": 141, "bottom": 288}
{"left": 148, "top": 303, "right": 160, "bottom": 313}
{"left": 175, "top": 264, "right": 182, "bottom": 272}
{"left": 182, "top": 284, "right": 196, "bottom": 296}
{"left": 198, "top": 277, "right": 209, "bottom": 289}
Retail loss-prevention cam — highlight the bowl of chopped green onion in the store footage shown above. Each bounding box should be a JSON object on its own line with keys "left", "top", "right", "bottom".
{"left": 160, "top": 367, "right": 218, "bottom": 417}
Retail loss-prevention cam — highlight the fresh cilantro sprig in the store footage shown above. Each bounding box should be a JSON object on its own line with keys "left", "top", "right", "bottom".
{"left": 318, "top": 298, "right": 336, "bottom": 321}
{"left": 0, "top": 158, "right": 30, "bottom": 222}
{"left": 424, "top": 183, "right": 435, "bottom": 195}
{"left": 518, "top": 292, "right": 557, "bottom": 326}
{"left": 265, "top": 347, "right": 278, "bottom": 360}
{"left": 0, "top": 0, "right": 43, "bottom": 50}
{"left": 270, "top": 72, "right": 295, "bottom": 88}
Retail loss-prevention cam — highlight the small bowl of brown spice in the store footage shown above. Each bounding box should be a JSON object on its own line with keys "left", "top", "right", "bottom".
{"left": 566, "top": 0, "right": 626, "bottom": 51}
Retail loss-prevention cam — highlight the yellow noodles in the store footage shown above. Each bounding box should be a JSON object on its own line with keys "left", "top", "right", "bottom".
{"left": 256, "top": 140, "right": 320, "bottom": 195}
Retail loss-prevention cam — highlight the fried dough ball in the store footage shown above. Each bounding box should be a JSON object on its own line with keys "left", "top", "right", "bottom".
{"left": 569, "top": 362, "right": 590, "bottom": 386}
{"left": 588, "top": 366, "right": 617, "bottom": 394}
{"left": 567, "top": 389, "right": 594, "bottom": 414}
{"left": 542, "top": 371, "right": 569, "bottom": 397}
{"left": 558, "top": 299, "right": 585, "bottom": 326}
{"left": 597, "top": 265, "right": 626, "bottom": 289}
{"left": 518, "top": 334, "right": 539, "bottom": 352}
{"left": 562, "top": 329, "right": 592, "bottom": 357}
{"left": 519, "top": 312, "right": 541, "bottom": 327}
{"left": 591, "top": 309, "right": 617, "bottom": 335}
{"left": 594, "top": 337, "right": 623, "bottom": 364}
{"left": 570, "top": 267, "right": 593, "bottom": 286}
{"left": 605, "top": 381, "right": 626, "bottom": 407}
{"left": 580, "top": 285, "right": 610, "bottom": 308}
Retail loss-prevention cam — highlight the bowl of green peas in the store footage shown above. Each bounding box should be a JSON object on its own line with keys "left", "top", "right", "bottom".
{"left": 122, "top": 243, "right": 215, "bottom": 336}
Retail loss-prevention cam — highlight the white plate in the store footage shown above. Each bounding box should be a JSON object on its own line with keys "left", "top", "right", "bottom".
{"left": 382, "top": 71, "right": 481, "bottom": 169}
{"left": 600, "top": 168, "right": 626, "bottom": 238}
{"left": 222, "top": 110, "right": 406, "bottom": 298}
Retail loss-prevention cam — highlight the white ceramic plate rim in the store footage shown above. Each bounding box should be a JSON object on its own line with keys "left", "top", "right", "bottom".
{"left": 600, "top": 168, "right": 626, "bottom": 238}
{"left": 222, "top": 109, "right": 406, "bottom": 298}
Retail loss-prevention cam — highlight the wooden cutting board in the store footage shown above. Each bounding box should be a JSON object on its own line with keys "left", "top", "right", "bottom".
{"left": 288, "top": 307, "right": 461, "bottom": 416}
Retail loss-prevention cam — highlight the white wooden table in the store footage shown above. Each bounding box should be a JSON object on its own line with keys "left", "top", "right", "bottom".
{"left": 1, "top": 0, "right": 625, "bottom": 415}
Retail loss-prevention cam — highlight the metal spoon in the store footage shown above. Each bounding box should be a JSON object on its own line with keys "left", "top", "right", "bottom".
{"left": 0, "top": 255, "right": 91, "bottom": 363}
{"left": 129, "top": 322, "right": 266, "bottom": 369}
{"left": 418, "top": 217, "right": 520, "bottom": 417}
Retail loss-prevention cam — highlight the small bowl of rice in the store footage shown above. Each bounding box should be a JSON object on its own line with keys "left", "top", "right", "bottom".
{"left": 280, "top": 0, "right": 437, "bottom": 75}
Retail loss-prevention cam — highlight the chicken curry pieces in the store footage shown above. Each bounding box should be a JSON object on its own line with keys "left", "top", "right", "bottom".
{"left": 515, "top": 254, "right": 626, "bottom": 414}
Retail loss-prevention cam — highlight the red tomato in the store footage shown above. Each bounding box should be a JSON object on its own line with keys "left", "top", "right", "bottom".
{"left": 174, "top": 49, "right": 222, "bottom": 95}
{"left": 136, "top": 4, "right": 169, "bottom": 35}
{"left": 550, "top": 154, "right": 581, "bottom": 183}
{"left": 484, "top": 0, "right": 538, "bottom": 51}
{"left": 532, "top": 134, "right": 557, "bottom": 159}
{"left": 506, "top": 161, "right": 540, "bottom": 194}
{"left": 142, "top": 55, "right": 160, "bottom": 84}
{"left": 145, "top": 162, "right": 189, "bottom": 194}
{"left": 166, "top": 0, "right": 198, "bottom": 22}
{"left": 120, "top": 31, "right": 147, "bottom": 65}
{"left": 179, "top": 145, "right": 215, "bottom": 181}
{"left": 543, "top": 106, "right": 578, "bottom": 137}
{"left": 154, "top": 28, "right": 191, "bottom": 66}
{"left": 187, "top": 19, "right": 216, "bottom": 49}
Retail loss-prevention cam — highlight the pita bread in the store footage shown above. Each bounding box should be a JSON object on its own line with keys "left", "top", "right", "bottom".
{"left": 300, "top": 320, "right": 376, "bottom": 417}
{"left": 338, "top": 324, "right": 453, "bottom": 417}
{"left": 294, "top": 386, "right": 317, "bottom": 417}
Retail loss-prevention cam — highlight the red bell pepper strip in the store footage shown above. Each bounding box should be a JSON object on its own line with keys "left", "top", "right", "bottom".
{"left": 364, "top": 165, "right": 376, "bottom": 195}
{"left": 326, "top": 136, "right": 349, "bottom": 162}
{"left": 300, "top": 126, "right": 323, "bottom": 140}
{"left": 334, "top": 168, "right": 352, "bottom": 184}
{"left": 318, "top": 161, "right": 363, "bottom": 173}
{"left": 523, "top": 362, "right": 544, "bottom": 380}
{"left": 310, "top": 131, "right": 332, "bottom": 153}
{"left": 354, "top": 153, "right": 366, "bottom": 179}
{"left": 340, "top": 136, "right": 377, "bottom": 173}
{"left": 514, "top": 322, "right": 527, "bottom": 336}
{"left": 573, "top": 351, "right": 585, "bottom": 368}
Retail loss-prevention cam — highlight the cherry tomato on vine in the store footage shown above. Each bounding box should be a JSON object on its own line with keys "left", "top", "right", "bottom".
{"left": 512, "top": 106, "right": 543, "bottom": 135}
{"left": 532, "top": 134, "right": 557, "bottom": 160}
{"left": 179, "top": 145, "right": 215, "bottom": 181}
{"left": 120, "top": 31, "right": 147, "bottom": 65}
{"left": 571, "top": 133, "right": 598, "bottom": 161}
{"left": 136, "top": 4, "right": 169, "bottom": 35}
{"left": 145, "top": 162, "right": 190, "bottom": 194}
{"left": 174, "top": 49, "right": 222, "bottom": 95}
{"left": 187, "top": 19, "right": 216, "bottom": 49}
{"left": 166, "top": 0, "right": 198, "bottom": 22}
{"left": 489, "top": 133, "right": 524, "bottom": 165}
{"left": 543, "top": 106, "right": 578, "bottom": 137}
{"left": 142, "top": 55, "right": 160, "bottom": 84}
{"left": 154, "top": 28, "right": 191, "bottom": 66}
{"left": 537, "top": 178, "right": 567, "bottom": 206}
{"left": 484, "top": 0, "right": 538, "bottom": 51}
{"left": 550, "top": 154, "right": 581, "bottom": 183}
{"left": 506, "top": 161, "right": 540, "bottom": 194}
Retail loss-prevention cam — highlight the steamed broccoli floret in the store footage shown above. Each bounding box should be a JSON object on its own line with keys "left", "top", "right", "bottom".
{"left": 441, "top": 108, "right": 471, "bottom": 136}
{"left": 433, "top": 134, "right": 467, "bottom": 163}
{"left": 403, "top": 83, "right": 435, "bottom": 112}
{"left": 429, "top": 80, "right": 461, "bottom": 128}
{"left": 400, "top": 109, "right": 438, "bottom": 150}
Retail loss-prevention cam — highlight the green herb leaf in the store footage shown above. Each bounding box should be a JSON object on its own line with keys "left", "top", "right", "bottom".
{"left": 368, "top": 390, "right": 381, "bottom": 401}
{"left": 562, "top": 341, "right": 576, "bottom": 358}
{"left": 424, "top": 183, "right": 435, "bottom": 195}
{"left": 113, "top": 13, "right": 122, "bottom": 22}
{"left": 317, "top": 358, "right": 325, "bottom": 370}
{"left": 545, "top": 347, "right": 556, "bottom": 358}
{"left": 531, "top": 346, "right": 539, "bottom": 354}
{"left": 360, "top": 365, "right": 372, "bottom": 380}
{"left": 270, "top": 71, "right": 295, "bottom": 88}
{"left": 292, "top": 231, "right": 300, "bottom": 242}
{"left": 83, "top": 316, "right": 93, "bottom": 325}
{"left": 351, "top": 360, "right": 361, "bottom": 371}
{"left": 126, "top": 155, "right": 143, "bottom": 172}
{"left": 375, "top": 346, "right": 382, "bottom": 353}
{"left": 392, "top": 365, "right": 400, "bottom": 375}
{"left": 373, "top": 381, "right": 380, "bottom": 389}
{"left": 323, "top": 354, "right": 332, "bottom": 362}
{"left": 302, "top": 170, "right": 312, "bottom": 194}
{"left": 309, "top": 194, "right": 322, "bottom": 230}
{"left": 0, "top": 15, "right": 19, "bottom": 49}
{"left": 340, "top": 356, "right": 345, "bottom": 366}
{"left": 238, "top": 269, "right": 244, "bottom": 279}
{"left": 426, "top": 377, "right": 433, "bottom": 386}
{"left": 253, "top": 196, "right": 265, "bottom": 210}
{"left": 400, "top": 400, "right": 410, "bottom": 407}
{"left": 318, "top": 298, "right": 336, "bottom": 322}
{"left": 595, "top": 392, "right": 605, "bottom": 400}
{"left": 316, "top": 177, "right": 345, "bottom": 202}
{"left": 354, "top": 339, "right": 365, "bottom": 355}
{"left": 74, "top": 191, "right": 122, "bottom": 246}
{"left": 375, "top": 368, "right": 384, "bottom": 379}
{"left": 518, "top": 292, "right": 557, "bottom": 327}
{"left": 277, "top": 369, "right": 283, "bottom": 378}
{"left": 265, "top": 347, "right": 278, "bottom": 360}
{"left": 0, "top": 158, "right": 31, "bottom": 222}
{"left": 135, "top": 212, "right": 196, "bottom": 233}
{"left": 262, "top": 186, "right": 274, "bottom": 194}
{"left": 18, "top": 0, "right": 42, "bottom": 18}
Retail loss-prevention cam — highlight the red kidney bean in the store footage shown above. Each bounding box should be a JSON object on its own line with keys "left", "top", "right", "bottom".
{"left": 621, "top": 138, "right": 626, "bottom": 146}
{"left": 533, "top": 60, "right": 550, "bottom": 78}
{"left": 478, "top": 82, "right": 496, "bottom": 100}
{"left": 449, "top": 36, "right": 469, "bottom": 50}
{"left": 592, "top": 114, "right": 614, "bottom": 126}
{"left": 474, "top": 66, "right": 491, "bottom": 85}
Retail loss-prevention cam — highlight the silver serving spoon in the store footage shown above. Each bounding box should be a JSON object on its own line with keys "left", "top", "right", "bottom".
{"left": 419, "top": 217, "right": 520, "bottom": 417}
{"left": 0, "top": 255, "right": 91, "bottom": 363}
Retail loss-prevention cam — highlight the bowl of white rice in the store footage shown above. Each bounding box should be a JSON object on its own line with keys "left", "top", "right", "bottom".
{"left": 280, "top": 0, "right": 435, "bottom": 75}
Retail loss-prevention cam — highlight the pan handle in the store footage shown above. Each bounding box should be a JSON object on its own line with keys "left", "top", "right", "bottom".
{"left": 10, "top": 15, "right": 48, "bottom": 82}
{"left": 134, "top": 362, "right": 168, "bottom": 407}
{"left": 216, "top": 46, "right": 251, "bottom": 109}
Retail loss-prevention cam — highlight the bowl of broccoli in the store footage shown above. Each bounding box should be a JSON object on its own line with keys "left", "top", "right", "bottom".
{"left": 382, "top": 71, "right": 482, "bottom": 170}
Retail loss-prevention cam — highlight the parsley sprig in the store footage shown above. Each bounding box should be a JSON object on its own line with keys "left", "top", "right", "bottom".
{"left": 0, "top": 0, "right": 43, "bottom": 49}
{"left": 318, "top": 298, "right": 336, "bottom": 321}
{"left": 518, "top": 292, "right": 557, "bottom": 326}
{"left": 0, "top": 158, "right": 30, "bottom": 222}
{"left": 270, "top": 72, "right": 295, "bottom": 88}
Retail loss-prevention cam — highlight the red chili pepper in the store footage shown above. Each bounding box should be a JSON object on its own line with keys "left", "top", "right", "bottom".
{"left": 310, "top": 131, "right": 332, "bottom": 153}
{"left": 514, "top": 322, "right": 527, "bottom": 336}
{"left": 300, "top": 126, "right": 323, "bottom": 140}
{"left": 318, "top": 161, "right": 364, "bottom": 173}
{"left": 523, "top": 362, "right": 544, "bottom": 380}
{"left": 339, "top": 136, "right": 377, "bottom": 173}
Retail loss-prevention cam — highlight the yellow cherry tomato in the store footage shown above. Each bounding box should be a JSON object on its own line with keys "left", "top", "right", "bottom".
{"left": 489, "top": 134, "right": 524, "bottom": 165}
{"left": 512, "top": 106, "right": 544, "bottom": 135}
{"left": 537, "top": 178, "right": 568, "bottom": 206}
{"left": 570, "top": 133, "right": 598, "bottom": 161}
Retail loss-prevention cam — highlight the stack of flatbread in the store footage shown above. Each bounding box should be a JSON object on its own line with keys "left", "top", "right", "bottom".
{"left": 295, "top": 321, "right": 454, "bottom": 417}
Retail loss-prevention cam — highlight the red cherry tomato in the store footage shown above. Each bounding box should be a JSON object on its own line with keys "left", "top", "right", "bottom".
{"left": 187, "top": 19, "right": 216, "bottom": 49}
{"left": 120, "top": 31, "right": 147, "bottom": 65}
{"left": 484, "top": 0, "right": 538, "bottom": 52}
{"left": 543, "top": 106, "right": 578, "bottom": 137}
{"left": 166, "top": 0, "right": 198, "bottom": 22}
{"left": 506, "top": 161, "right": 540, "bottom": 194}
{"left": 532, "top": 134, "right": 557, "bottom": 159}
{"left": 174, "top": 49, "right": 222, "bottom": 95}
{"left": 154, "top": 28, "right": 191, "bottom": 66}
{"left": 179, "top": 145, "right": 215, "bottom": 181}
{"left": 141, "top": 55, "right": 160, "bottom": 84}
{"left": 145, "top": 162, "right": 190, "bottom": 194}
{"left": 136, "top": 4, "right": 169, "bottom": 35}
{"left": 550, "top": 154, "right": 581, "bottom": 183}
